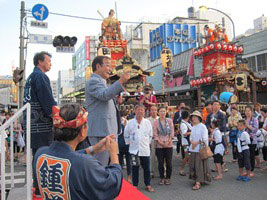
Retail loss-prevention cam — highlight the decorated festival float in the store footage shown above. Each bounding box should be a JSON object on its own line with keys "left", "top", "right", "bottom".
{"left": 190, "top": 24, "right": 267, "bottom": 113}
{"left": 97, "top": 9, "right": 167, "bottom": 111}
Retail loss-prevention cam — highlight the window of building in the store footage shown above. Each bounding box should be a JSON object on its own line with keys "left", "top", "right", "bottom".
{"left": 133, "top": 26, "right": 143, "bottom": 39}
{"left": 247, "top": 56, "right": 256, "bottom": 72}
{"left": 257, "top": 53, "right": 267, "bottom": 72}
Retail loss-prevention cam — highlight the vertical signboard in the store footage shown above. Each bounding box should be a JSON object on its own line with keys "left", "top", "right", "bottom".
{"left": 85, "top": 36, "right": 90, "bottom": 60}
{"left": 150, "top": 23, "right": 197, "bottom": 61}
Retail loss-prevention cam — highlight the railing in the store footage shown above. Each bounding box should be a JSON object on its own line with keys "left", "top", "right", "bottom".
{"left": 0, "top": 103, "right": 31, "bottom": 200}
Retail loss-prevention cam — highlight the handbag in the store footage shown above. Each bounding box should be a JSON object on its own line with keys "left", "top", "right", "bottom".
{"left": 17, "top": 132, "right": 25, "bottom": 148}
{"left": 199, "top": 140, "right": 213, "bottom": 160}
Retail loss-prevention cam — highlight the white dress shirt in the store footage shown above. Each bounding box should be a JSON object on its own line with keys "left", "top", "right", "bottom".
{"left": 237, "top": 131, "right": 251, "bottom": 153}
{"left": 212, "top": 128, "right": 225, "bottom": 156}
{"left": 180, "top": 120, "right": 192, "bottom": 146}
{"left": 189, "top": 123, "right": 209, "bottom": 153}
{"left": 124, "top": 118, "right": 153, "bottom": 156}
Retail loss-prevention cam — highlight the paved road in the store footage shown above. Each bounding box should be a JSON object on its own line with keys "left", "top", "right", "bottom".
{"left": 124, "top": 150, "right": 267, "bottom": 200}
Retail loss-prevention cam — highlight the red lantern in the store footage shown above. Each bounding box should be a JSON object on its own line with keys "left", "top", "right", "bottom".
{"left": 198, "top": 49, "right": 202, "bottom": 55}
{"left": 205, "top": 46, "right": 209, "bottom": 53}
{"left": 222, "top": 44, "right": 227, "bottom": 50}
{"left": 194, "top": 51, "right": 198, "bottom": 56}
{"left": 207, "top": 77, "right": 212, "bottom": 82}
{"left": 201, "top": 48, "right": 205, "bottom": 54}
{"left": 233, "top": 45, "right": 237, "bottom": 52}
{"left": 228, "top": 44, "right": 233, "bottom": 51}
{"left": 216, "top": 43, "right": 221, "bottom": 50}
{"left": 203, "top": 78, "right": 207, "bottom": 83}
{"left": 196, "top": 79, "right": 200, "bottom": 86}
{"left": 209, "top": 44, "right": 214, "bottom": 50}
{"left": 238, "top": 46, "right": 243, "bottom": 53}
{"left": 199, "top": 78, "right": 203, "bottom": 84}
{"left": 192, "top": 80, "right": 196, "bottom": 86}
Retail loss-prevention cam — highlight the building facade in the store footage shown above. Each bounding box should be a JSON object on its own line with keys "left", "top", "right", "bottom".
{"left": 50, "top": 80, "right": 58, "bottom": 102}
{"left": 0, "top": 75, "right": 18, "bottom": 106}
{"left": 125, "top": 23, "right": 161, "bottom": 70}
{"left": 57, "top": 69, "right": 74, "bottom": 104}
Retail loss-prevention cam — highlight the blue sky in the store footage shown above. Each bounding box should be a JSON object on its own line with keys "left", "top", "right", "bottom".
{"left": 0, "top": 0, "right": 266, "bottom": 80}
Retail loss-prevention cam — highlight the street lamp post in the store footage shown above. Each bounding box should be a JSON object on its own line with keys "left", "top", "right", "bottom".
{"left": 199, "top": 6, "right": 236, "bottom": 42}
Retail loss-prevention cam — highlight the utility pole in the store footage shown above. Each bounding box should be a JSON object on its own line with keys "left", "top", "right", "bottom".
{"left": 19, "top": 1, "right": 26, "bottom": 109}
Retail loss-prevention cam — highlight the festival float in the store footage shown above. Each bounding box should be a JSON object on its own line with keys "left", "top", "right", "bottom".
{"left": 191, "top": 25, "right": 266, "bottom": 112}
{"left": 97, "top": 9, "right": 164, "bottom": 110}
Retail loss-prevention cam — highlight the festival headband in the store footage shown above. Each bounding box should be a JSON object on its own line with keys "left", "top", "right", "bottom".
{"left": 52, "top": 106, "right": 88, "bottom": 129}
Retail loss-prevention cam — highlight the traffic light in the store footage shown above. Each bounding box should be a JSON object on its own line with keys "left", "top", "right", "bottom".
{"left": 53, "top": 35, "right": 77, "bottom": 47}
{"left": 13, "top": 68, "right": 24, "bottom": 84}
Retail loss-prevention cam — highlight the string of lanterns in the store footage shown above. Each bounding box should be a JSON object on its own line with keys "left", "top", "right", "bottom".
{"left": 190, "top": 76, "right": 213, "bottom": 87}
{"left": 194, "top": 42, "right": 243, "bottom": 57}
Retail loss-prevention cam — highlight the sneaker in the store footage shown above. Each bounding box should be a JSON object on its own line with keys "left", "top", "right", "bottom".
{"left": 242, "top": 177, "right": 251, "bottom": 182}
{"left": 236, "top": 176, "right": 244, "bottom": 181}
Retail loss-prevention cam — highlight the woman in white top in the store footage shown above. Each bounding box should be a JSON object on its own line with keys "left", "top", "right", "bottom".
{"left": 209, "top": 120, "right": 225, "bottom": 180}
{"left": 179, "top": 110, "right": 192, "bottom": 176}
{"left": 189, "top": 110, "right": 211, "bottom": 190}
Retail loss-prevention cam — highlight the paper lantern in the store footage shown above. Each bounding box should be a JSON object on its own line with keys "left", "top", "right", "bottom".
{"left": 205, "top": 46, "right": 209, "bottom": 53}
{"left": 194, "top": 50, "right": 199, "bottom": 56}
{"left": 203, "top": 78, "right": 207, "bottom": 83}
{"left": 222, "top": 44, "right": 228, "bottom": 50}
{"left": 196, "top": 79, "right": 200, "bottom": 85}
{"left": 228, "top": 44, "right": 233, "bottom": 51}
{"left": 238, "top": 46, "right": 243, "bottom": 53}
{"left": 198, "top": 49, "right": 202, "bottom": 55}
{"left": 209, "top": 44, "right": 214, "bottom": 50}
{"left": 216, "top": 43, "right": 221, "bottom": 50}
{"left": 199, "top": 78, "right": 203, "bottom": 84}
{"left": 192, "top": 80, "right": 196, "bottom": 86}
{"left": 201, "top": 48, "right": 205, "bottom": 54}
{"left": 207, "top": 77, "right": 212, "bottom": 82}
{"left": 233, "top": 45, "right": 238, "bottom": 52}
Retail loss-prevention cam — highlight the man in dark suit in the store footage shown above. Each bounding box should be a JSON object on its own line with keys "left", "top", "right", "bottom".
{"left": 85, "top": 56, "right": 130, "bottom": 166}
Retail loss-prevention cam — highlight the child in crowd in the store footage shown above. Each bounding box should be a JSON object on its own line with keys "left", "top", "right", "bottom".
{"left": 210, "top": 120, "right": 225, "bottom": 180}
{"left": 236, "top": 120, "right": 252, "bottom": 182}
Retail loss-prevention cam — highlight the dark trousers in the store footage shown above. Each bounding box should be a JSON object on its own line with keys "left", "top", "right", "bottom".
{"left": 119, "top": 151, "right": 132, "bottom": 176}
{"left": 132, "top": 156, "right": 150, "bottom": 186}
{"left": 156, "top": 148, "right": 173, "bottom": 179}
{"left": 248, "top": 144, "right": 257, "bottom": 171}
{"left": 32, "top": 148, "right": 40, "bottom": 195}
{"left": 176, "top": 135, "right": 181, "bottom": 154}
{"left": 262, "top": 146, "right": 267, "bottom": 161}
{"left": 231, "top": 142, "right": 238, "bottom": 160}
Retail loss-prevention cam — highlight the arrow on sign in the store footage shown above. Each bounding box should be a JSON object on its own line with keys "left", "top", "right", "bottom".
{"left": 34, "top": 6, "right": 45, "bottom": 20}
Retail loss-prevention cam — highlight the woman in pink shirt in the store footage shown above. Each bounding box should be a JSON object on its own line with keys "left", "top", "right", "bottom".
{"left": 153, "top": 107, "right": 174, "bottom": 185}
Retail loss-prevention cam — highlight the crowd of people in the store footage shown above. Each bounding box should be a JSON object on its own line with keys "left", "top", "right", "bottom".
{"left": 1, "top": 54, "right": 267, "bottom": 199}
{"left": 117, "top": 100, "right": 267, "bottom": 191}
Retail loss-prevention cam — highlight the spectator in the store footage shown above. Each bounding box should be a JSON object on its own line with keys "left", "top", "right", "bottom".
{"left": 134, "top": 85, "right": 144, "bottom": 101}
{"left": 33, "top": 104, "right": 122, "bottom": 200}
{"left": 0, "top": 110, "right": 5, "bottom": 125}
{"left": 228, "top": 107, "right": 242, "bottom": 162}
{"left": 244, "top": 106, "right": 259, "bottom": 176}
{"left": 85, "top": 56, "right": 130, "bottom": 166}
{"left": 189, "top": 110, "right": 211, "bottom": 190}
{"left": 173, "top": 102, "right": 186, "bottom": 157}
{"left": 210, "top": 119, "right": 225, "bottom": 180}
{"left": 118, "top": 111, "right": 132, "bottom": 183}
{"left": 202, "top": 102, "right": 212, "bottom": 123}
{"left": 236, "top": 120, "right": 252, "bottom": 182}
{"left": 147, "top": 105, "right": 159, "bottom": 178}
{"left": 23, "top": 51, "right": 57, "bottom": 196}
{"left": 124, "top": 104, "right": 154, "bottom": 192}
{"left": 153, "top": 107, "right": 174, "bottom": 185}
{"left": 210, "top": 91, "right": 218, "bottom": 102}
{"left": 254, "top": 103, "right": 264, "bottom": 124}
{"left": 139, "top": 85, "right": 157, "bottom": 117}
{"left": 179, "top": 110, "right": 192, "bottom": 176}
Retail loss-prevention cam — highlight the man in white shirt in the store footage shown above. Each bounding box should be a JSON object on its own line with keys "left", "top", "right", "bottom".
{"left": 124, "top": 104, "right": 154, "bottom": 192}
{"left": 147, "top": 105, "right": 159, "bottom": 178}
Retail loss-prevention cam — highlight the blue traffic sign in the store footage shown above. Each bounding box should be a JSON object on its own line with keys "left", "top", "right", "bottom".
{"left": 32, "top": 4, "right": 49, "bottom": 21}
